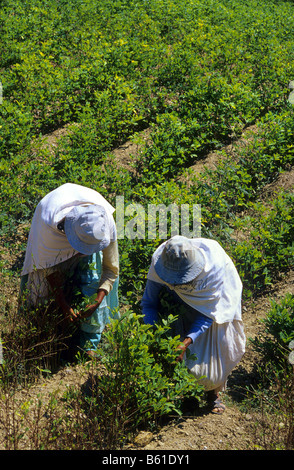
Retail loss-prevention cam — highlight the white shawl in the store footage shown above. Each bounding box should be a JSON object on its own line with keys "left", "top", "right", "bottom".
{"left": 22, "top": 183, "right": 115, "bottom": 275}
{"left": 147, "top": 238, "right": 242, "bottom": 324}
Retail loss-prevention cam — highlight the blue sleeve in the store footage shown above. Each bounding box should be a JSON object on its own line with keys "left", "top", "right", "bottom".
{"left": 141, "top": 279, "right": 214, "bottom": 341}
{"left": 186, "top": 313, "right": 214, "bottom": 343}
{"left": 141, "top": 279, "right": 163, "bottom": 325}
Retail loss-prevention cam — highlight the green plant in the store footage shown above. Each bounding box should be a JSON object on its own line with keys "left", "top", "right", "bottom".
{"left": 231, "top": 191, "right": 294, "bottom": 297}
{"left": 73, "top": 311, "right": 203, "bottom": 447}
{"left": 250, "top": 293, "right": 294, "bottom": 381}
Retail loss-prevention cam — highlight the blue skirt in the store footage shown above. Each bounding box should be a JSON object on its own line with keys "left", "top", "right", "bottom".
{"left": 76, "top": 252, "right": 119, "bottom": 351}
{"left": 19, "top": 252, "right": 119, "bottom": 352}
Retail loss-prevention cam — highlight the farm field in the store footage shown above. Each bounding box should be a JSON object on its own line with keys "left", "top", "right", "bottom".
{"left": 0, "top": 0, "right": 294, "bottom": 451}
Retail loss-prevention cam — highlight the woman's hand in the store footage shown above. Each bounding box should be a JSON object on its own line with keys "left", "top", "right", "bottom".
{"left": 176, "top": 337, "right": 193, "bottom": 362}
{"left": 78, "top": 289, "right": 107, "bottom": 319}
{"left": 47, "top": 271, "right": 107, "bottom": 322}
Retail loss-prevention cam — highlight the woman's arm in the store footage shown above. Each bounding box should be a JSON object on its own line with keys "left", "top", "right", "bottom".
{"left": 46, "top": 271, "right": 79, "bottom": 322}
{"left": 98, "top": 240, "right": 119, "bottom": 294}
{"left": 141, "top": 279, "right": 163, "bottom": 325}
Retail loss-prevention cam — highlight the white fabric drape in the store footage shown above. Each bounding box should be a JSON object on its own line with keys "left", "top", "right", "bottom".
{"left": 147, "top": 238, "right": 246, "bottom": 390}
{"left": 147, "top": 238, "right": 242, "bottom": 324}
{"left": 22, "top": 183, "right": 116, "bottom": 275}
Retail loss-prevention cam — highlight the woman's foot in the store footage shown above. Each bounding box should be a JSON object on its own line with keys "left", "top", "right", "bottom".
{"left": 207, "top": 390, "right": 226, "bottom": 415}
{"left": 211, "top": 398, "right": 226, "bottom": 414}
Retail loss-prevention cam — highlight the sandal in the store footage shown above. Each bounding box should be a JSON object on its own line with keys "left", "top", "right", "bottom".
{"left": 211, "top": 398, "right": 226, "bottom": 415}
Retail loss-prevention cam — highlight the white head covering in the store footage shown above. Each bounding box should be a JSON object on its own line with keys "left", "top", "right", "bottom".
{"left": 147, "top": 237, "right": 243, "bottom": 324}
{"left": 22, "top": 183, "right": 116, "bottom": 275}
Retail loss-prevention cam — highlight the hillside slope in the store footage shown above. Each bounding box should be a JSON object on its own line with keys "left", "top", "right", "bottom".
{"left": 1, "top": 127, "right": 293, "bottom": 451}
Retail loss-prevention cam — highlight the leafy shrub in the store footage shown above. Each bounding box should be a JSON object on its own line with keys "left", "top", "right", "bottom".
{"left": 232, "top": 191, "right": 294, "bottom": 296}
{"left": 250, "top": 293, "right": 294, "bottom": 381}
{"left": 74, "top": 311, "right": 204, "bottom": 448}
